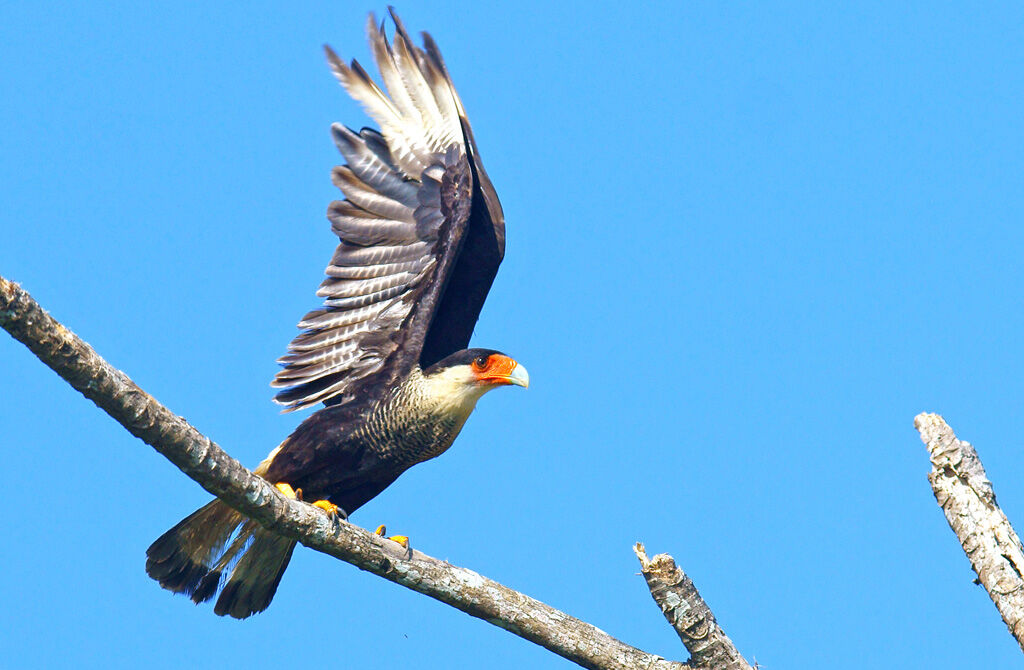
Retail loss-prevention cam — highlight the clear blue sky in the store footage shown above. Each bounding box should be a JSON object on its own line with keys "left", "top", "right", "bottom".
{"left": 3, "top": 2, "right": 1024, "bottom": 668}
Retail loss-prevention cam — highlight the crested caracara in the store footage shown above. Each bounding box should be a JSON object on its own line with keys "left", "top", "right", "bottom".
{"left": 146, "top": 9, "right": 526, "bottom": 619}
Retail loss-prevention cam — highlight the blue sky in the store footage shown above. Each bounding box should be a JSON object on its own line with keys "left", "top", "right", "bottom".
{"left": 3, "top": 1, "right": 1024, "bottom": 668}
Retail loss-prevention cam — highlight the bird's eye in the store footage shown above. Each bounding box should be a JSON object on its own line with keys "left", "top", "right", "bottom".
{"left": 473, "top": 355, "right": 489, "bottom": 370}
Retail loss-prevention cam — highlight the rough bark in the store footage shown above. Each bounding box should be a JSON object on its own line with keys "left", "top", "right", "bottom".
{"left": 914, "top": 412, "right": 1024, "bottom": 652}
{"left": 634, "top": 545, "right": 753, "bottom": 670}
{"left": 1, "top": 275, "right": 712, "bottom": 670}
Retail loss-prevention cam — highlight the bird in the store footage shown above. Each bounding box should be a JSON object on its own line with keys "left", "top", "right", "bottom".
{"left": 144, "top": 9, "right": 527, "bottom": 620}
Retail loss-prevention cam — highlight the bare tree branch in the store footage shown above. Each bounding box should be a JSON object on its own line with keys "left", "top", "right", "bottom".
{"left": 915, "top": 412, "right": 1024, "bottom": 652}
{"left": 1, "top": 274, "right": 708, "bottom": 670}
{"left": 634, "top": 544, "right": 753, "bottom": 670}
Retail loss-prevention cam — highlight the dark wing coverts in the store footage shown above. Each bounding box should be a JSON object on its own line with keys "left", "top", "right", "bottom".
{"left": 272, "top": 11, "right": 504, "bottom": 412}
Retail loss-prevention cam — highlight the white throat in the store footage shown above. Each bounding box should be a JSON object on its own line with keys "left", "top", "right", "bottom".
{"left": 418, "top": 365, "right": 492, "bottom": 420}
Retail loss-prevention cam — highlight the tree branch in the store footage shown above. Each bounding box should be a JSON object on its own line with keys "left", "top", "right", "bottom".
{"left": 914, "top": 412, "right": 1024, "bottom": 652}
{"left": 1, "top": 274, "right": 708, "bottom": 670}
{"left": 634, "top": 544, "right": 753, "bottom": 670}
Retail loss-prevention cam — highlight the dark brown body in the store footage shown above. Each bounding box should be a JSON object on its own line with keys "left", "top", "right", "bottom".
{"left": 264, "top": 367, "right": 474, "bottom": 516}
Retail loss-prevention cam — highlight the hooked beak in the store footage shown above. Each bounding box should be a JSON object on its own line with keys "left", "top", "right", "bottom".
{"left": 506, "top": 362, "right": 529, "bottom": 388}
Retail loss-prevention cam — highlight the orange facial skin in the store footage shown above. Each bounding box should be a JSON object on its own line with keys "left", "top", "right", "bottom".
{"left": 472, "top": 354, "right": 527, "bottom": 387}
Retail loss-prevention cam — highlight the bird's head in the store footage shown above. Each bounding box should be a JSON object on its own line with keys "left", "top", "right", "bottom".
{"left": 422, "top": 348, "right": 529, "bottom": 407}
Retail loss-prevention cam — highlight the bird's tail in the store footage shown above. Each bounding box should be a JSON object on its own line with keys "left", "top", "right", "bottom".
{"left": 145, "top": 499, "right": 297, "bottom": 619}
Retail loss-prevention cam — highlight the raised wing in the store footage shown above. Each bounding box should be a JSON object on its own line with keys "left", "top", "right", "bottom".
{"left": 272, "top": 11, "right": 501, "bottom": 411}
{"left": 416, "top": 34, "right": 506, "bottom": 369}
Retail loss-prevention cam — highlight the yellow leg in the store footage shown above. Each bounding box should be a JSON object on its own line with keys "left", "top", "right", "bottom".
{"left": 374, "top": 524, "right": 410, "bottom": 549}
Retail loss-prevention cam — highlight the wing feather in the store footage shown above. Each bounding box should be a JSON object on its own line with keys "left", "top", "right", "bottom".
{"left": 321, "top": 283, "right": 410, "bottom": 311}
{"left": 324, "top": 259, "right": 422, "bottom": 280}
{"left": 275, "top": 340, "right": 360, "bottom": 371}
{"left": 316, "top": 271, "right": 416, "bottom": 300}
{"left": 330, "top": 240, "right": 432, "bottom": 266}
{"left": 329, "top": 167, "right": 416, "bottom": 222}
{"left": 297, "top": 305, "right": 382, "bottom": 330}
{"left": 273, "top": 14, "right": 481, "bottom": 412}
{"left": 330, "top": 126, "right": 417, "bottom": 203}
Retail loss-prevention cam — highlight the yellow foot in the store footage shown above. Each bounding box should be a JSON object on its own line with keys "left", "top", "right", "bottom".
{"left": 275, "top": 482, "right": 344, "bottom": 519}
{"left": 275, "top": 482, "right": 298, "bottom": 498}
{"left": 374, "top": 524, "right": 410, "bottom": 549}
{"left": 312, "top": 499, "right": 342, "bottom": 517}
